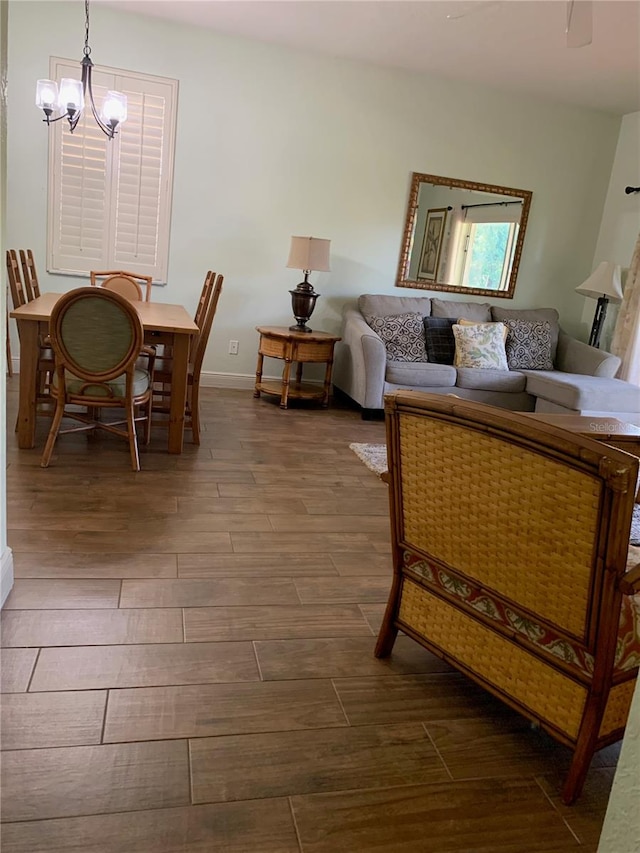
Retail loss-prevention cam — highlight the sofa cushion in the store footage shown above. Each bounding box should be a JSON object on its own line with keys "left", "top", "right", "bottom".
{"left": 491, "top": 306, "right": 560, "bottom": 362}
{"left": 524, "top": 372, "right": 640, "bottom": 412}
{"left": 365, "top": 313, "right": 428, "bottom": 362}
{"left": 386, "top": 361, "right": 457, "bottom": 387}
{"left": 503, "top": 319, "right": 554, "bottom": 370}
{"left": 456, "top": 367, "right": 527, "bottom": 392}
{"left": 431, "top": 298, "right": 492, "bottom": 322}
{"left": 423, "top": 317, "right": 457, "bottom": 364}
{"left": 359, "top": 294, "right": 431, "bottom": 318}
{"left": 452, "top": 323, "right": 509, "bottom": 370}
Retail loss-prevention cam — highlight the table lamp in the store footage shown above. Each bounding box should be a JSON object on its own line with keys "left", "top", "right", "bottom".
{"left": 575, "top": 261, "right": 623, "bottom": 348}
{"left": 286, "top": 236, "right": 331, "bottom": 333}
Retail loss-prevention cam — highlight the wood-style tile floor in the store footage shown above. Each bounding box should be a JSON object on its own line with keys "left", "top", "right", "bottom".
{"left": 1, "top": 383, "right": 617, "bottom": 852}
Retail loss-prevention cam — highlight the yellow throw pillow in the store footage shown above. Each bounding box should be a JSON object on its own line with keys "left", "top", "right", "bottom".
{"left": 457, "top": 317, "right": 509, "bottom": 342}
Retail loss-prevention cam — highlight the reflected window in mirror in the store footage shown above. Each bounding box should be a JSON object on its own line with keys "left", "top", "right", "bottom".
{"left": 397, "top": 172, "right": 532, "bottom": 298}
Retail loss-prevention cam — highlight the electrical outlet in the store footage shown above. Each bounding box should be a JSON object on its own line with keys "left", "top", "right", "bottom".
{"left": 228, "top": 340, "right": 239, "bottom": 355}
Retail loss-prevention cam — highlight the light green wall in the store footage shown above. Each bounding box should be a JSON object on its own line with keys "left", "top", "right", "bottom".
{"left": 6, "top": 1, "right": 621, "bottom": 379}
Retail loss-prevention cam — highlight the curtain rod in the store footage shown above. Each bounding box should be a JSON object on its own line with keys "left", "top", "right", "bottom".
{"left": 461, "top": 200, "right": 523, "bottom": 210}
{"left": 625, "top": 186, "right": 640, "bottom": 194}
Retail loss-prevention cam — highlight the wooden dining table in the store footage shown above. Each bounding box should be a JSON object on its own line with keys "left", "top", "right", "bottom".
{"left": 10, "top": 292, "right": 198, "bottom": 455}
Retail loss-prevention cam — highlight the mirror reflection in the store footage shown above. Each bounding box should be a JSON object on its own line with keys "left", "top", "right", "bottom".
{"left": 396, "top": 172, "right": 532, "bottom": 298}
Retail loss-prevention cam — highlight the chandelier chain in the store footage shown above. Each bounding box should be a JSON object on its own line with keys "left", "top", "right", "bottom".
{"left": 83, "top": 0, "right": 91, "bottom": 57}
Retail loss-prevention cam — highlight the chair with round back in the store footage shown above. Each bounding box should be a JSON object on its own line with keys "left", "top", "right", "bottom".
{"left": 41, "top": 288, "right": 155, "bottom": 471}
{"left": 90, "top": 270, "right": 153, "bottom": 302}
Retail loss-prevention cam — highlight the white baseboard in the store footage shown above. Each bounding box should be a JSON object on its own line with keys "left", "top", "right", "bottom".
{"left": 199, "top": 371, "right": 257, "bottom": 390}
{"left": 198, "top": 371, "right": 323, "bottom": 390}
{"left": 8, "top": 366, "right": 323, "bottom": 393}
{"left": 1, "top": 546, "right": 14, "bottom": 607}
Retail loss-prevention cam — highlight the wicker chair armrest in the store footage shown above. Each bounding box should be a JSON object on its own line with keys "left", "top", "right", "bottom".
{"left": 620, "top": 563, "right": 640, "bottom": 595}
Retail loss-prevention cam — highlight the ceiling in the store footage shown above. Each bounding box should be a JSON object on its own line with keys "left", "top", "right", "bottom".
{"left": 100, "top": 0, "right": 640, "bottom": 115}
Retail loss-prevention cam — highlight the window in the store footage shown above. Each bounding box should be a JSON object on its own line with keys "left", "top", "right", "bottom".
{"left": 47, "top": 57, "right": 178, "bottom": 283}
{"left": 460, "top": 222, "right": 519, "bottom": 291}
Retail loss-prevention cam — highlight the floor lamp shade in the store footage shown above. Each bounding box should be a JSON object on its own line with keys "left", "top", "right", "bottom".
{"left": 575, "top": 262, "right": 623, "bottom": 348}
{"left": 286, "top": 236, "right": 331, "bottom": 333}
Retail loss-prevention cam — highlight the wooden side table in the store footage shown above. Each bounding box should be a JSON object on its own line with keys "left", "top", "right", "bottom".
{"left": 254, "top": 326, "right": 341, "bottom": 409}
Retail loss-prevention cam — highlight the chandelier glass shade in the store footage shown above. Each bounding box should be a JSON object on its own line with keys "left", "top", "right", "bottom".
{"left": 35, "top": 0, "right": 127, "bottom": 140}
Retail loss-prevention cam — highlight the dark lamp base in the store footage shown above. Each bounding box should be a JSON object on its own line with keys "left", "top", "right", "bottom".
{"left": 289, "top": 280, "right": 320, "bottom": 335}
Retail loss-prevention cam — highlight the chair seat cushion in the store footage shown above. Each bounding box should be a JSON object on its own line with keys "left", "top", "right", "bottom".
{"left": 402, "top": 549, "right": 640, "bottom": 676}
{"left": 54, "top": 367, "right": 150, "bottom": 399}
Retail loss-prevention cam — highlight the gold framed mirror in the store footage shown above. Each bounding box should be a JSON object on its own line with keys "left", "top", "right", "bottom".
{"left": 396, "top": 172, "right": 533, "bottom": 298}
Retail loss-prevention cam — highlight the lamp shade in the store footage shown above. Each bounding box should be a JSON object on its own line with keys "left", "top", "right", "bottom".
{"left": 575, "top": 262, "right": 623, "bottom": 302}
{"left": 287, "top": 236, "right": 331, "bottom": 272}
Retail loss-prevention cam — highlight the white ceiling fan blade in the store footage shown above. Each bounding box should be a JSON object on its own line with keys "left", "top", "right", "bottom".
{"left": 446, "top": 1, "right": 500, "bottom": 22}
{"left": 566, "top": 0, "right": 593, "bottom": 48}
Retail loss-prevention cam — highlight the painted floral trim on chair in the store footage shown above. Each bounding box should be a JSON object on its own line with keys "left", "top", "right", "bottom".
{"left": 402, "top": 551, "right": 640, "bottom": 675}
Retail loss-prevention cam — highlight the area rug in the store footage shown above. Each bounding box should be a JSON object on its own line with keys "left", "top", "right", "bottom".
{"left": 349, "top": 441, "right": 640, "bottom": 542}
{"left": 349, "top": 443, "right": 387, "bottom": 477}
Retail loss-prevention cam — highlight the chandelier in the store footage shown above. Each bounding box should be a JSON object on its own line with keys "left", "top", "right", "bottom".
{"left": 35, "top": 0, "right": 127, "bottom": 140}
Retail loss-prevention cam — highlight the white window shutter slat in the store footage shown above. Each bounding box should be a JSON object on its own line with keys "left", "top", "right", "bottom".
{"left": 47, "top": 58, "right": 178, "bottom": 283}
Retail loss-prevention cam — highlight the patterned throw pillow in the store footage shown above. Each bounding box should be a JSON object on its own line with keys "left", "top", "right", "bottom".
{"left": 365, "top": 313, "right": 428, "bottom": 362}
{"left": 457, "top": 318, "right": 509, "bottom": 342}
{"left": 423, "top": 317, "right": 457, "bottom": 364}
{"left": 503, "top": 319, "right": 554, "bottom": 370}
{"left": 452, "top": 323, "right": 509, "bottom": 370}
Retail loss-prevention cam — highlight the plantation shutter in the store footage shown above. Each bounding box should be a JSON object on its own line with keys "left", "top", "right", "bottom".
{"left": 47, "top": 57, "right": 178, "bottom": 282}
{"left": 111, "top": 77, "right": 173, "bottom": 274}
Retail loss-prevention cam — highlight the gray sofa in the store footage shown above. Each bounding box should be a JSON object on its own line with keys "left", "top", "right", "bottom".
{"left": 333, "top": 294, "right": 640, "bottom": 418}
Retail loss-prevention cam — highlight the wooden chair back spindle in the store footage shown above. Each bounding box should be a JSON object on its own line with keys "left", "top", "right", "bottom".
{"left": 6, "top": 250, "right": 27, "bottom": 309}
{"left": 19, "top": 249, "right": 41, "bottom": 301}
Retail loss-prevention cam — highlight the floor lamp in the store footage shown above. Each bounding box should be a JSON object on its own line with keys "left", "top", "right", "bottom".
{"left": 575, "top": 262, "right": 623, "bottom": 348}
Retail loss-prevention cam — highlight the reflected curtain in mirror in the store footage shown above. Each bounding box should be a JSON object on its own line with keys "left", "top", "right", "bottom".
{"left": 397, "top": 172, "right": 533, "bottom": 298}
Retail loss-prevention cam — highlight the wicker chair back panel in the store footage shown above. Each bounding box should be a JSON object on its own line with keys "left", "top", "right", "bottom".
{"left": 58, "top": 295, "right": 137, "bottom": 376}
{"left": 398, "top": 414, "right": 600, "bottom": 637}
{"left": 399, "top": 579, "right": 586, "bottom": 739}
{"left": 599, "top": 679, "right": 636, "bottom": 738}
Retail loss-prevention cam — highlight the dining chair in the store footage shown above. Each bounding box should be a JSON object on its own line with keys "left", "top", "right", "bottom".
{"left": 6, "top": 249, "right": 54, "bottom": 411}
{"left": 41, "top": 288, "right": 156, "bottom": 472}
{"left": 90, "top": 270, "right": 153, "bottom": 302}
{"left": 152, "top": 271, "right": 223, "bottom": 444}
{"left": 6, "top": 250, "right": 29, "bottom": 310}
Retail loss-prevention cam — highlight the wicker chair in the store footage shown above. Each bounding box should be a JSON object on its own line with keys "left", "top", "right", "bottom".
{"left": 40, "top": 288, "right": 155, "bottom": 471}
{"left": 375, "top": 392, "right": 640, "bottom": 804}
